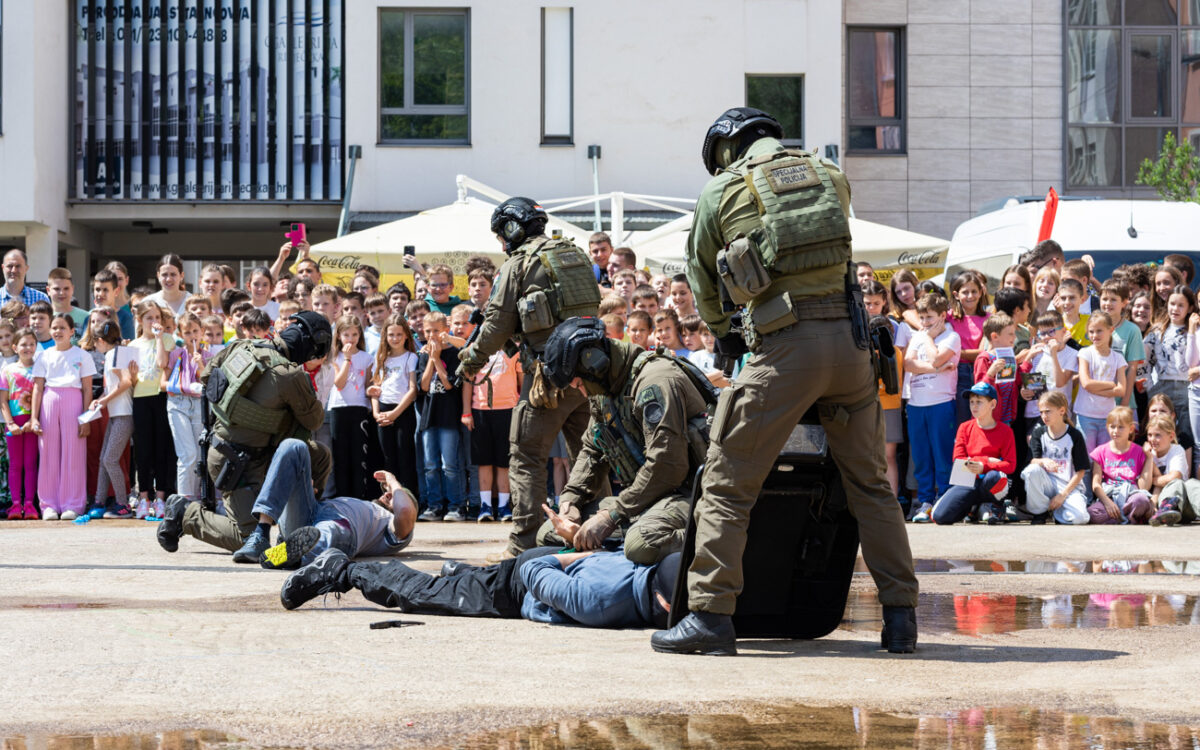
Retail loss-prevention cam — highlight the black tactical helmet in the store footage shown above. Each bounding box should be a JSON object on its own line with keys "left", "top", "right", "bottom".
{"left": 279, "top": 310, "right": 333, "bottom": 364}
{"left": 490, "top": 197, "right": 549, "bottom": 253}
{"left": 542, "top": 317, "right": 610, "bottom": 390}
{"left": 701, "top": 107, "right": 785, "bottom": 175}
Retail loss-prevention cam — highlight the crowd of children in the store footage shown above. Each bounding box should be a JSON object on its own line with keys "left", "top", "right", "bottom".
{"left": 7, "top": 232, "right": 1199, "bottom": 531}
{"left": 0, "top": 235, "right": 733, "bottom": 528}
{"left": 865, "top": 240, "right": 1200, "bottom": 527}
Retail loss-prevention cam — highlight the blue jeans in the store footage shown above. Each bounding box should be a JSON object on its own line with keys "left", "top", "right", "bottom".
{"left": 250, "top": 439, "right": 353, "bottom": 561}
{"left": 955, "top": 361, "right": 974, "bottom": 425}
{"left": 1075, "top": 414, "right": 1109, "bottom": 454}
{"left": 931, "top": 470, "right": 1007, "bottom": 525}
{"left": 907, "top": 400, "right": 957, "bottom": 506}
{"left": 422, "top": 426, "right": 464, "bottom": 512}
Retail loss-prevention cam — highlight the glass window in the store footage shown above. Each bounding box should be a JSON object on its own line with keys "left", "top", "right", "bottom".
{"left": 1125, "top": 127, "right": 1173, "bottom": 180}
{"left": 1068, "top": 30, "right": 1120, "bottom": 123}
{"left": 379, "top": 9, "right": 469, "bottom": 144}
{"left": 541, "top": 8, "right": 573, "bottom": 144}
{"left": 1126, "top": 0, "right": 1176, "bottom": 25}
{"left": 1067, "top": 0, "right": 1120, "bottom": 26}
{"left": 1065, "top": 10, "right": 1200, "bottom": 191}
{"left": 1067, "top": 127, "right": 1121, "bottom": 186}
{"left": 846, "top": 27, "right": 904, "bottom": 154}
{"left": 1184, "top": 32, "right": 1200, "bottom": 123}
{"left": 1129, "top": 34, "right": 1172, "bottom": 119}
{"left": 746, "top": 75, "right": 803, "bottom": 145}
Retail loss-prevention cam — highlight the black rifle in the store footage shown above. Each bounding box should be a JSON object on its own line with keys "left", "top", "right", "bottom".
{"left": 198, "top": 392, "right": 217, "bottom": 511}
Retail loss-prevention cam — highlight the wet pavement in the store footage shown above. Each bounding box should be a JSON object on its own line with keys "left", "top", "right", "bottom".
{"left": 9, "top": 707, "right": 1198, "bottom": 750}
{"left": 1, "top": 730, "right": 245, "bottom": 749}
{"left": 447, "top": 706, "right": 1200, "bottom": 749}
{"left": 905, "top": 559, "right": 1200, "bottom": 575}
{"left": 842, "top": 590, "right": 1200, "bottom": 634}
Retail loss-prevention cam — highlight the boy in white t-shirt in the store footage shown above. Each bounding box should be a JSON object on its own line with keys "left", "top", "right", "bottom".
{"left": 1020, "top": 310, "right": 1079, "bottom": 428}
{"left": 904, "top": 294, "right": 962, "bottom": 522}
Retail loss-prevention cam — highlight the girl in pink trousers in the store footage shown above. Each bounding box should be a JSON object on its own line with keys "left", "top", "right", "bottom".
{"left": 30, "top": 314, "right": 95, "bottom": 520}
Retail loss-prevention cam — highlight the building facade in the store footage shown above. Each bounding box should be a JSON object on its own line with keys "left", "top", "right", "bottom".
{"left": 0, "top": 0, "right": 1193, "bottom": 293}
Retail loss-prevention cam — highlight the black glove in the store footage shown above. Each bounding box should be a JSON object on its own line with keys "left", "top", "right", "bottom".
{"left": 715, "top": 332, "right": 748, "bottom": 361}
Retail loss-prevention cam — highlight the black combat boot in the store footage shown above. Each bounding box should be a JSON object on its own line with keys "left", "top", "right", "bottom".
{"left": 280, "top": 549, "right": 353, "bottom": 610}
{"left": 650, "top": 611, "right": 737, "bottom": 656}
{"left": 155, "top": 495, "right": 192, "bottom": 553}
{"left": 881, "top": 605, "right": 918, "bottom": 653}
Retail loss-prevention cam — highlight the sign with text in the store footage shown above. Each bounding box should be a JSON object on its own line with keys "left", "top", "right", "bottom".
{"left": 73, "top": 0, "right": 343, "bottom": 201}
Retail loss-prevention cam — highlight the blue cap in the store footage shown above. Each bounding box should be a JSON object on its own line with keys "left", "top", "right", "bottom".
{"left": 963, "top": 381, "right": 998, "bottom": 401}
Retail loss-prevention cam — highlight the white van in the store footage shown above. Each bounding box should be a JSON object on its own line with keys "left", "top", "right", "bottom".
{"left": 944, "top": 199, "right": 1200, "bottom": 288}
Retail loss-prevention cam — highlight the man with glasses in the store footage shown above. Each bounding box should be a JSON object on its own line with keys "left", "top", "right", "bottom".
{"left": 1019, "top": 239, "right": 1065, "bottom": 276}
{"left": 423, "top": 264, "right": 463, "bottom": 315}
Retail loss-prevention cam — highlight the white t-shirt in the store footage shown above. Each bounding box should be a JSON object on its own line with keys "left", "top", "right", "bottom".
{"left": 907, "top": 328, "right": 961, "bottom": 407}
{"left": 1030, "top": 423, "right": 1088, "bottom": 492}
{"left": 253, "top": 299, "right": 281, "bottom": 321}
{"left": 328, "top": 349, "right": 374, "bottom": 409}
{"left": 1074, "top": 346, "right": 1128, "bottom": 419}
{"left": 378, "top": 352, "right": 418, "bottom": 405}
{"left": 1151, "top": 443, "right": 1190, "bottom": 480}
{"left": 146, "top": 290, "right": 189, "bottom": 317}
{"left": 32, "top": 345, "right": 97, "bottom": 388}
{"left": 103, "top": 345, "right": 138, "bottom": 417}
{"left": 1023, "top": 346, "right": 1079, "bottom": 418}
{"left": 688, "top": 349, "right": 717, "bottom": 373}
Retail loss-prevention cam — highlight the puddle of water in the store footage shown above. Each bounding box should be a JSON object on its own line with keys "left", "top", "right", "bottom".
{"left": 904, "top": 559, "right": 1200, "bottom": 575}
{"left": 2, "top": 730, "right": 243, "bottom": 749}
{"left": 842, "top": 590, "right": 1200, "bottom": 635}
{"left": 447, "top": 706, "right": 1200, "bottom": 750}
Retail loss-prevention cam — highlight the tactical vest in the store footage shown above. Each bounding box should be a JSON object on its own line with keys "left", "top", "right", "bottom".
{"left": 726, "top": 149, "right": 852, "bottom": 276}
{"left": 211, "top": 342, "right": 296, "bottom": 441}
{"left": 589, "top": 350, "right": 719, "bottom": 485}
{"left": 520, "top": 237, "right": 602, "bottom": 326}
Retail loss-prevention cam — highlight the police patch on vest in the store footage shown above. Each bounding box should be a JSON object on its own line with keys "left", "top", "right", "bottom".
{"left": 637, "top": 385, "right": 665, "bottom": 425}
{"left": 764, "top": 158, "right": 821, "bottom": 194}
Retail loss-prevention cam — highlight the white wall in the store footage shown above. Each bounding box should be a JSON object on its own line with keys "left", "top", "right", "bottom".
{"left": 0, "top": 1, "right": 72, "bottom": 275}
{"left": 346, "top": 0, "right": 843, "bottom": 212}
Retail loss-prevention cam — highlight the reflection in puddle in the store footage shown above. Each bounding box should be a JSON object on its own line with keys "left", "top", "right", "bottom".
{"left": 913, "top": 559, "right": 1200, "bottom": 575}
{"left": 449, "top": 706, "right": 1200, "bottom": 750}
{"left": 2, "top": 730, "right": 243, "bottom": 749}
{"left": 842, "top": 590, "right": 1200, "bottom": 635}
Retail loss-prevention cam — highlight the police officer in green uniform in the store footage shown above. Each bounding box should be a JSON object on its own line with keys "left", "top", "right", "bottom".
{"left": 650, "top": 108, "right": 919, "bottom": 656}
{"left": 533, "top": 317, "right": 716, "bottom": 564}
{"left": 156, "top": 311, "right": 333, "bottom": 559}
{"left": 459, "top": 198, "right": 602, "bottom": 559}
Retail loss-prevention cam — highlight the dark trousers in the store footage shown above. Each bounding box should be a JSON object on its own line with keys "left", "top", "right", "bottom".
{"left": 376, "top": 404, "right": 420, "bottom": 502}
{"left": 131, "top": 393, "right": 177, "bottom": 495}
{"left": 350, "top": 547, "right": 559, "bottom": 618}
{"left": 931, "top": 470, "right": 1007, "bottom": 525}
{"left": 330, "top": 405, "right": 374, "bottom": 500}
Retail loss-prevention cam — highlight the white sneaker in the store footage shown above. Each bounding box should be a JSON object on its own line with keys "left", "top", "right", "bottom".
{"left": 911, "top": 504, "right": 933, "bottom": 523}
{"left": 42, "top": 507, "right": 60, "bottom": 521}
{"left": 59, "top": 510, "right": 78, "bottom": 521}
{"left": 153, "top": 498, "right": 165, "bottom": 519}
{"left": 134, "top": 498, "right": 149, "bottom": 520}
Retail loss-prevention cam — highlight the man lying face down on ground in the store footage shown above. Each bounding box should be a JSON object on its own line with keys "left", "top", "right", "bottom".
{"left": 278, "top": 504, "right": 681, "bottom": 629}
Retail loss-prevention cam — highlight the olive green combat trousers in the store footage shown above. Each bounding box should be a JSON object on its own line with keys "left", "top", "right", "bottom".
{"left": 687, "top": 318, "right": 918, "bottom": 614}
{"left": 182, "top": 441, "right": 331, "bottom": 552}
{"left": 536, "top": 492, "right": 690, "bottom": 564}
{"left": 507, "top": 373, "right": 591, "bottom": 556}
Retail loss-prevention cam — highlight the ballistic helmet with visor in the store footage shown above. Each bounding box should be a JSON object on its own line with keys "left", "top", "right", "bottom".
{"left": 279, "top": 310, "right": 333, "bottom": 364}
{"left": 491, "top": 197, "right": 549, "bottom": 253}
{"left": 542, "top": 316, "right": 610, "bottom": 390}
{"left": 701, "top": 107, "right": 784, "bottom": 175}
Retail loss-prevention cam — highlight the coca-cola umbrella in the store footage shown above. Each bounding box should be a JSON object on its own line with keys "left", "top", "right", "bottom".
{"left": 636, "top": 215, "right": 949, "bottom": 284}
{"left": 307, "top": 196, "right": 591, "bottom": 294}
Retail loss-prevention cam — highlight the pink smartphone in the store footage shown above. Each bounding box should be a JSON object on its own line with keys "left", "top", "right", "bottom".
{"left": 286, "top": 222, "right": 307, "bottom": 246}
